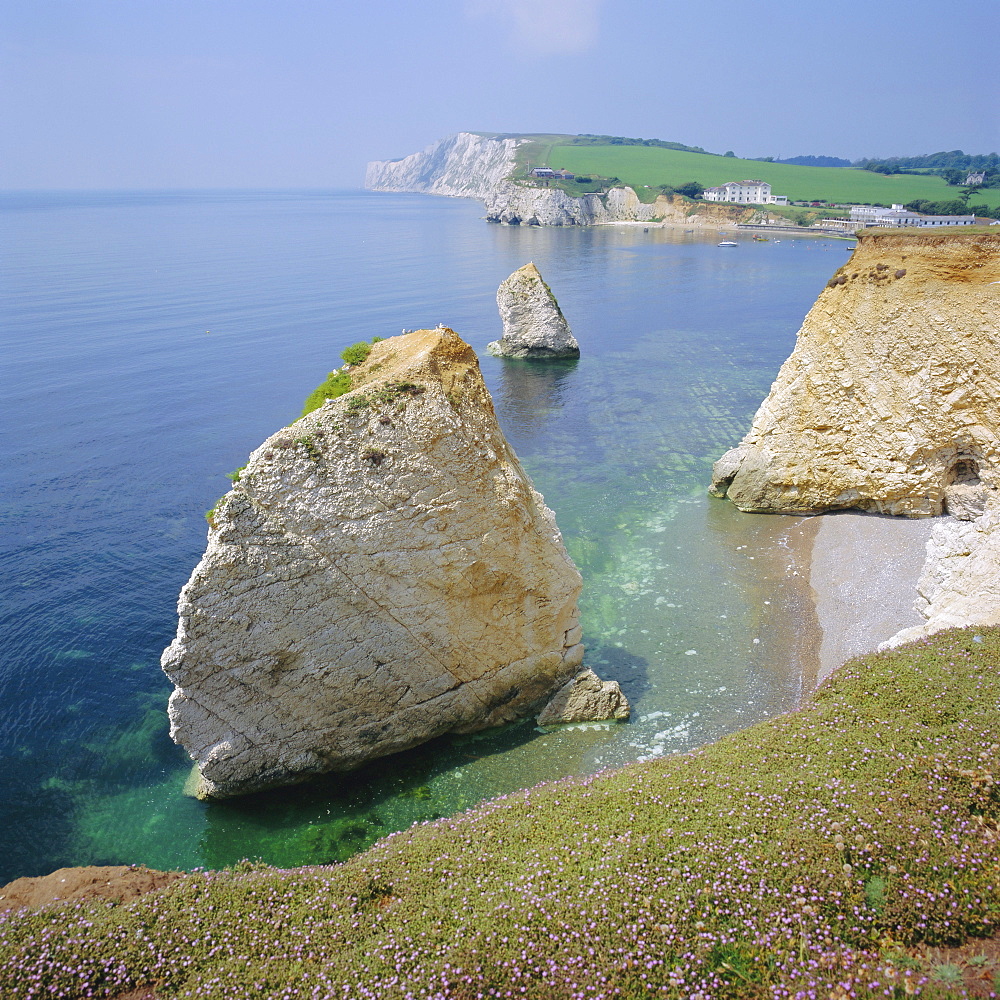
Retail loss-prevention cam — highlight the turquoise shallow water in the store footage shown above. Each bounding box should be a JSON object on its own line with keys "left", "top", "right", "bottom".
{"left": 0, "top": 190, "right": 850, "bottom": 881}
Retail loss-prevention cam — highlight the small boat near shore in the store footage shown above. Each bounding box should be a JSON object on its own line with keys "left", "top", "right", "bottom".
{"left": 718, "top": 241, "right": 738, "bottom": 247}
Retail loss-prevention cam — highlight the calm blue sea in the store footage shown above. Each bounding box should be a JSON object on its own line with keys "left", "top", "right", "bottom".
{"left": 0, "top": 190, "right": 849, "bottom": 881}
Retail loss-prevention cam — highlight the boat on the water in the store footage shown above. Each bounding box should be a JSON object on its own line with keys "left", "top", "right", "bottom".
{"left": 718, "top": 241, "right": 738, "bottom": 247}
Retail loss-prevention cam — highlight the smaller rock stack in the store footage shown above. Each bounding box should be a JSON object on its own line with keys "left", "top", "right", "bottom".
{"left": 488, "top": 263, "right": 580, "bottom": 359}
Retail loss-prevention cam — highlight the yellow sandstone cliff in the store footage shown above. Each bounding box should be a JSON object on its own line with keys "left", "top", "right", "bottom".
{"left": 711, "top": 229, "right": 1000, "bottom": 516}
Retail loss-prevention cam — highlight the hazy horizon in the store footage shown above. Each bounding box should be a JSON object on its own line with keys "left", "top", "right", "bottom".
{"left": 3, "top": 0, "right": 998, "bottom": 191}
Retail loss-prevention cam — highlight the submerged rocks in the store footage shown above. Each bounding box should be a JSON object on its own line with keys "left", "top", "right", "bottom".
{"left": 488, "top": 263, "right": 580, "bottom": 359}
{"left": 162, "top": 328, "right": 585, "bottom": 799}
{"left": 710, "top": 230, "right": 1000, "bottom": 516}
{"left": 536, "top": 669, "right": 630, "bottom": 726}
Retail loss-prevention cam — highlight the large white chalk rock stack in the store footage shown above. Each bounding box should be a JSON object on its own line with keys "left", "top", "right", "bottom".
{"left": 488, "top": 263, "right": 581, "bottom": 359}
{"left": 162, "top": 328, "right": 585, "bottom": 799}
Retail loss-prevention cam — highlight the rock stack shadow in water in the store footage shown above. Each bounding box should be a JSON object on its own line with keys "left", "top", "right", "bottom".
{"left": 162, "top": 327, "right": 625, "bottom": 800}
{"left": 487, "top": 262, "right": 581, "bottom": 360}
{"left": 497, "top": 357, "right": 578, "bottom": 437}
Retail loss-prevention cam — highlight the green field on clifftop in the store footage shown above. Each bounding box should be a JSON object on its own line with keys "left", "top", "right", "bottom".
{"left": 513, "top": 134, "right": 1000, "bottom": 210}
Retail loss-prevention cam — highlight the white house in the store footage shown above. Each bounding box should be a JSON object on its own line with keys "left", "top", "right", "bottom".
{"left": 701, "top": 179, "right": 788, "bottom": 205}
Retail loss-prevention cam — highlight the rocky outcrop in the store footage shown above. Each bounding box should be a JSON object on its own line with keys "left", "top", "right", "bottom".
{"left": 488, "top": 263, "right": 580, "bottom": 359}
{"left": 364, "top": 132, "right": 523, "bottom": 200}
{"left": 882, "top": 500, "right": 1000, "bottom": 648}
{"left": 483, "top": 184, "right": 740, "bottom": 228}
{"left": 710, "top": 230, "right": 1000, "bottom": 516}
{"left": 0, "top": 866, "right": 182, "bottom": 914}
{"left": 162, "top": 328, "right": 586, "bottom": 799}
{"left": 536, "top": 669, "right": 630, "bottom": 726}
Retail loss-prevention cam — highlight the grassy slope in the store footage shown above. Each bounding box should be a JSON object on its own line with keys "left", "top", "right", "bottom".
{"left": 535, "top": 141, "right": 1000, "bottom": 211}
{"left": 3, "top": 627, "right": 1000, "bottom": 998}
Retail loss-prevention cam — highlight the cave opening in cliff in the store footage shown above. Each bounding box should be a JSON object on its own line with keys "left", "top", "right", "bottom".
{"left": 947, "top": 457, "right": 981, "bottom": 485}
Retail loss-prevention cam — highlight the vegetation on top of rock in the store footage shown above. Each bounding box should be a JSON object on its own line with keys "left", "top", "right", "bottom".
{"left": 339, "top": 337, "right": 384, "bottom": 367}
{"left": 299, "top": 337, "right": 386, "bottom": 418}
{"left": 344, "top": 380, "right": 425, "bottom": 412}
{"left": 4, "top": 626, "right": 1000, "bottom": 998}
{"left": 300, "top": 370, "right": 353, "bottom": 418}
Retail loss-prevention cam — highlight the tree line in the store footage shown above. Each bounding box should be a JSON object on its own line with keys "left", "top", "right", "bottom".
{"left": 856, "top": 150, "right": 1000, "bottom": 187}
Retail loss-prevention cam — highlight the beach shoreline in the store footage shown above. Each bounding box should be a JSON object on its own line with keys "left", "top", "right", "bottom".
{"left": 807, "top": 510, "right": 932, "bottom": 682}
{"left": 737, "top": 506, "right": 935, "bottom": 702}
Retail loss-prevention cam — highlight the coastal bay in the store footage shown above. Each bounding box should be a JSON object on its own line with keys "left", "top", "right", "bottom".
{"left": 3, "top": 188, "right": 889, "bottom": 881}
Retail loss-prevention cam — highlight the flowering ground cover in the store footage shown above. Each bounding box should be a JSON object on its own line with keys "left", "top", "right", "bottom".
{"left": 2, "top": 627, "right": 999, "bottom": 999}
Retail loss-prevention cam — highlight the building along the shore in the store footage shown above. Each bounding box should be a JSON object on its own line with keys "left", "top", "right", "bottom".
{"left": 702, "top": 180, "right": 788, "bottom": 205}
{"left": 849, "top": 204, "right": 978, "bottom": 228}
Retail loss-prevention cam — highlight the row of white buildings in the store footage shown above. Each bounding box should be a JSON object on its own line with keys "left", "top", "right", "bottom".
{"left": 846, "top": 204, "right": 979, "bottom": 228}
{"left": 700, "top": 187, "right": 986, "bottom": 228}
{"left": 701, "top": 179, "right": 788, "bottom": 205}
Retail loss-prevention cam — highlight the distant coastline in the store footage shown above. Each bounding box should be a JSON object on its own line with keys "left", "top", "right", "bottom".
{"left": 365, "top": 132, "right": 774, "bottom": 229}
{"left": 366, "top": 131, "right": 1000, "bottom": 229}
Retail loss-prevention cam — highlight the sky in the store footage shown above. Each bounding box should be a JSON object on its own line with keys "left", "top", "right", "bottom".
{"left": 2, "top": 0, "right": 998, "bottom": 190}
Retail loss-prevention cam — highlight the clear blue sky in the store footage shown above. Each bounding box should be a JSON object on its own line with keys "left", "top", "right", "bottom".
{"left": 2, "top": 0, "right": 997, "bottom": 190}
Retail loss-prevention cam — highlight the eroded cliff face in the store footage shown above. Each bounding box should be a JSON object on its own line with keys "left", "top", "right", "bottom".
{"left": 482, "top": 185, "right": 741, "bottom": 228}
{"left": 711, "top": 230, "right": 1000, "bottom": 516}
{"left": 364, "top": 132, "right": 522, "bottom": 200}
{"left": 162, "top": 329, "right": 584, "bottom": 799}
{"left": 882, "top": 502, "right": 1000, "bottom": 648}
{"left": 484, "top": 183, "right": 659, "bottom": 226}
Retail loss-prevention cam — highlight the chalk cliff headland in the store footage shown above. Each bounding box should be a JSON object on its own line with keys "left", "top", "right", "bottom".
{"left": 162, "top": 328, "right": 602, "bottom": 799}
{"left": 365, "top": 132, "right": 742, "bottom": 228}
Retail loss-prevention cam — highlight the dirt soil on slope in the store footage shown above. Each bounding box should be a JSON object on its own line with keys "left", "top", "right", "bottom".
{"left": 0, "top": 864, "right": 182, "bottom": 914}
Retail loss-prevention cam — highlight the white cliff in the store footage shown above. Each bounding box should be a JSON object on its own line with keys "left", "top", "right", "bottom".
{"left": 162, "top": 328, "right": 586, "bottom": 799}
{"left": 488, "top": 263, "right": 580, "bottom": 359}
{"left": 483, "top": 182, "right": 731, "bottom": 228}
{"left": 883, "top": 500, "right": 1000, "bottom": 648}
{"left": 483, "top": 183, "right": 662, "bottom": 226}
{"left": 364, "top": 132, "right": 523, "bottom": 200}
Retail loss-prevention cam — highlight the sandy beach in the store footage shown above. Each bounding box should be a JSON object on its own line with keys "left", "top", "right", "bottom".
{"left": 742, "top": 508, "right": 935, "bottom": 698}
{"left": 807, "top": 511, "right": 933, "bottom": 681}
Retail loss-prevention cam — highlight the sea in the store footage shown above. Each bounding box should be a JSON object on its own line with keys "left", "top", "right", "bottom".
{"left": 1, "top": 189, "right": 851, "bottom": 882}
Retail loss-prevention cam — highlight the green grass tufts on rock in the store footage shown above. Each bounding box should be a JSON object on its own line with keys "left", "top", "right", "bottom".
{"left": 300, "top": 338, "right": 386, "bottom": 418}
{"left": 3, "top": 627, "right": 1000, "bottom": 998}
{"left": 300, "top": 370, "right": 353, "bottom": 418}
